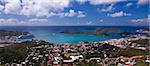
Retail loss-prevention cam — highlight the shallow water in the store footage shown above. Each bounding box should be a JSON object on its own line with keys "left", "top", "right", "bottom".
{"left": 0, "top": 26, "right": 147, "bottom": 43}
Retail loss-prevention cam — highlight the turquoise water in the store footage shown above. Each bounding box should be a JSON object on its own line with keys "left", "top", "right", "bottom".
{"left": 31, "top": 33, "right": 121, "bottom": 43}
{"left": 0, "top": 26, "right": 147, "bottom": 44}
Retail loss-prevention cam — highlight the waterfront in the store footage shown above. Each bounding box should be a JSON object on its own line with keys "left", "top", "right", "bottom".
{"left": 0, "top": 26, "right": 148, "bottom": 44}
{"left": 0, "top": 0, "right": 149, "bottom": 66}
{"left": 0, "top": 26, "right": 149, "bottom": 66}
{"left": 0, "top": 34, "right": 149, "bottom": 66}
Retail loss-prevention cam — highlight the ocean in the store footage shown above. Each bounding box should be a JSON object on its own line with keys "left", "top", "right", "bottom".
{"left": 0, "top": 26, "right": 147, "bottom": 44}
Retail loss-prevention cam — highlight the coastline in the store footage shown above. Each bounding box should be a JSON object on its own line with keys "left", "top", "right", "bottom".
{"left": 0, "top": 26, "right": 148, "bottom": 43}
{"left": 0, "top": 29, "right": 149, "bottom": 66}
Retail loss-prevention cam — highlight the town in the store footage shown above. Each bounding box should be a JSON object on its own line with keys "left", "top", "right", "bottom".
{"left": 0, "top": 29, "right": 149, "bottom": 66}
{"left": 0, "top": 0, "right": 149, "bottom": 66}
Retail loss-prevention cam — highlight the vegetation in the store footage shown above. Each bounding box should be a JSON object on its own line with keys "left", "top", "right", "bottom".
{"left": 0, "top": 40, "right": 51, "bottom": 64}
{"left": 107, "top": 39, "right": 150, "bottom": 57}
{"left": 85, "top": 51, "right": 104, "bottom": 59}
{"left": 0, "top": 45, "right": 28, "bottom": 64}
{"left": 110, "top": 48, "right": 149, "bottom": 57}
{"left": 135, "top": 59, "right": 150, "bottom": 66}
{"left": 60, "top": 28, "right": 119, "bottom": 36}
{"left": 130, "top": 38, "right": 150, "bottom": 47}
{"left": 0, "top": 30, "right": 29, "bottom": 36}
{"left": 119, "top": 32, "right": 132, "bottom": 36}
{"left": 95, "top": 28, "right": 118, "bottom": 34}
{"left": 77, "top": 60, "right": 102, "bottom": 66}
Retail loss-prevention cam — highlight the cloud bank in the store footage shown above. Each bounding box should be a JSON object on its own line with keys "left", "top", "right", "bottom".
{"left": 107, "top": 11, "right": 132, "bottom": 17}
{"left": 0, "top": 18, "right": 50, "bottom": 26}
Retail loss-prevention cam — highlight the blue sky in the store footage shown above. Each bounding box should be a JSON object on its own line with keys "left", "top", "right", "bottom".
{"left": 0, "top": 0, "right": 149, "bottom": 26}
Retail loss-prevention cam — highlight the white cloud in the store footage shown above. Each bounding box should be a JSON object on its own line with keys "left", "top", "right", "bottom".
{"left": 0, "top": 0, "right": 71, "bottom": 17}
{"left": 20, "top": 0, "right": 70, "bottom": 17}
{"left": 137, "top": 0, "right": 149, "bottom": 5}
{"left": 4, "top": 0, "right": 21, "bottom": 14}
{"left": 131, "top": 18, "right": 150, "bottom": 23}
{"left": 28, "top": 18, "right": 48, "bottom": 23}
{"left": 125, "top": 3, "right": 133, "bottom": 7}
{"left": 7, "top": 18, "right": 19, "bottom": 23}
{"left": 76, "top": 0, "right": 127, "bottom": 5}
{"left": 47, "top": 12, "right": 57, "bottom": 17}
{"left": 77, "top": 11, "right": 85, "bottom": 18}
{"left": 97, "top": 4, "right": 114, "bottom": 12}
{"left": 0, "top": 0, "right": 87, "bottom": 18}
{"left": 89, "top": 0, "right": 127, "bottom": 5}
{"left": 63, "top": 10, "right": 86, "bottom": 18}
{"left": 85, "top": 21, "right": 92, "bottom": 25}
{"left": 0, "top": 18, "right": 20, "bottom": 25}
{"left": 65, "top": 9, "right": 76, "bottom": 17}
{"left": 107, "top": 11, "right": 131, "bottom": 17}
{"left": 76, "top": 0, "right": 88, "bottom": 4}
{"left": 99, "top": 19, "right": 103, "bottom": 22}
{"left": 0, "top": 0, "right": 129, "bottom": 17}
{"left": 0, "top": 18, "right": 50, "bottom": 26}
{"left": 0, "top": 18, "right": 19, "bottom": 25}
{"left": 0, "top": 5, "right": 4, "bottom": 12}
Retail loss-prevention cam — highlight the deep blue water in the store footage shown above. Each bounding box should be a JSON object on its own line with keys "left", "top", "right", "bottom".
{"left": 0, "top": 26, "right": 147, "bottom": 44}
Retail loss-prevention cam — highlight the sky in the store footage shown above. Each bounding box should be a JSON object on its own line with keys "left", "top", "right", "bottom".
{"left": 0, "top": 0, "right": 149, "bottom": 26}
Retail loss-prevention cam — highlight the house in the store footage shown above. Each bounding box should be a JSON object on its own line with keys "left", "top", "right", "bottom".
{"left": 90, "top": 58, "right": 101, "bottom": 62}
{"left": 63, "top": 55, "right": 83, "bottom": 63}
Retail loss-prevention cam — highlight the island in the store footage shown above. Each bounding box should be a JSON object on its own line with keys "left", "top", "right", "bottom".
{"left": 0, "top": 28, "right": 149, "bottom": 66}
{"left": 60, "top": 28, "right": 119, "bottom": 36}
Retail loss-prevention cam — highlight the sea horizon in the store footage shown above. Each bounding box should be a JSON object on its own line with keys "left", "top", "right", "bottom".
{"left": 0, "top": 0, "right": 149, "bottom": 66}
{"left": 0, "top": 25, "right": 149, "bottom": 27}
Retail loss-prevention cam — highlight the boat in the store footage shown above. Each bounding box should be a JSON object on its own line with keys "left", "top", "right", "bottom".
{"left": 18, "top": 34, "right": 34, "bottom": 39}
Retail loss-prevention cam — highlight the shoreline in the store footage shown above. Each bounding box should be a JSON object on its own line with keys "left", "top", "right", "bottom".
{"left": 4, "top": 34, "right": 149, "bottom": 44}
{"left": 0, "top": 30, "right": 149, "bottom": 66}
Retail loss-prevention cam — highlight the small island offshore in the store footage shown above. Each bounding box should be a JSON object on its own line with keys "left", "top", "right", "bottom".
{"left": 0, "top": 27, "right": 149, "bottom": 66}
{"left": 60, "top": 28, "right": 118, "bottom": 36}
{"left": 0, "top": 0, "right": 149, "bottom": 66}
